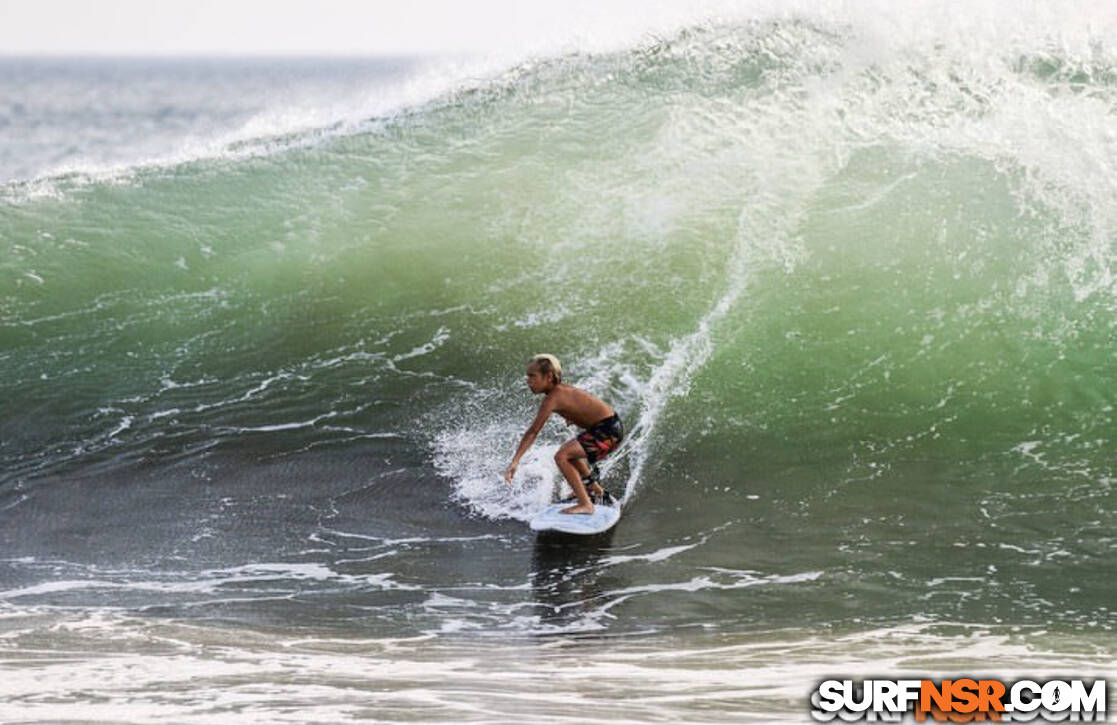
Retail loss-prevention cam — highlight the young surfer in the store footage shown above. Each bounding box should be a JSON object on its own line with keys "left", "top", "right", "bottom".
{"left": 504, "top": 354, "right": 624, "bottom": 514}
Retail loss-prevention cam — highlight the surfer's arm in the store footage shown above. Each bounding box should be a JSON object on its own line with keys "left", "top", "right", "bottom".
{"left": 504, "top": 400, "right": 555, "bottom": 484}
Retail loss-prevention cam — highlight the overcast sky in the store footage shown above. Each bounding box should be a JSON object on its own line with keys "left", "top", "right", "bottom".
{"left": 0, "top": 0, "right": 741, "bottom": 56}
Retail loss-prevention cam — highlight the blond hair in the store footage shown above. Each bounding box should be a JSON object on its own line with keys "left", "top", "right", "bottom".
{"left": 529, "top": 354, "right": 562, "bottom": 384}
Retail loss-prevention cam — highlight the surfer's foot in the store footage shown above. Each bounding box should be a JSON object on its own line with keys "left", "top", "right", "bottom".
{"left": 564, "top": 484, "right": 615, "bottom": 506}
{"left": 560, "top": 503, "right": 594, "bottom": 515}
{"left": 560, "top": 490, "right": 615, "bottom": 506}
{"left": 588, "top": 484, "right": 616, "bottom": 506}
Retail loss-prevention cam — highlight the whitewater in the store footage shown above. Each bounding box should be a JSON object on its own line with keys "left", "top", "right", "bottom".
{"left": 1, "top": 1, "right": 1114, "bottom": 722}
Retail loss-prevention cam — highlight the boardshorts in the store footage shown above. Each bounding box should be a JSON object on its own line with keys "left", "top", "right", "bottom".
{"left": 577, "top": 414, "right": 624, "bottom": 463}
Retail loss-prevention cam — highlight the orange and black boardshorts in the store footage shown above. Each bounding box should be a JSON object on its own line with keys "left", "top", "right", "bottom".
{"left": 577, "top": 414, "right": 624, "bottom": 463}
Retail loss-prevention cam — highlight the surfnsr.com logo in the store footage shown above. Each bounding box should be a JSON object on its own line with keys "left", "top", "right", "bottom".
{"left": 810, "top": 678, "right": 1108, "bottom": 722}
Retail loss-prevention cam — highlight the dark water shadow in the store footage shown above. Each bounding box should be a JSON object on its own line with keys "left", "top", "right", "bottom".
{"left": 529, "top": 526, "right": 626, "bottom": 633}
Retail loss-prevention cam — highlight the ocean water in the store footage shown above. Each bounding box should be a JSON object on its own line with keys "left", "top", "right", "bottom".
{"left": 1, "top": 3, "right": 1115, "bottom": 722}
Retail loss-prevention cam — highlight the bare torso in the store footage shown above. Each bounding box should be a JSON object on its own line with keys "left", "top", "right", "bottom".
{"left": 546, "top": 385, "right": 614, "bottom": 429}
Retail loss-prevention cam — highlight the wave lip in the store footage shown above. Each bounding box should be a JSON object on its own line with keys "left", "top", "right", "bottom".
{"left": 0, "top": 54, "right": 530, "bottom": 196}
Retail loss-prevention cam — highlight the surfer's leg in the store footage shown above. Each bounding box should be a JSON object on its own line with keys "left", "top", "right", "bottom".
{"left": 555, "top": 439, "right": 594, "bottom": 514}
{"left": 574, "top": 458, "right": 606, "bottom": 498}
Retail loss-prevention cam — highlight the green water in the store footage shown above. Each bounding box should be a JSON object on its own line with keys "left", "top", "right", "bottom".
{"left": 0, "top": 19, "right": 1114, "bottom": 723}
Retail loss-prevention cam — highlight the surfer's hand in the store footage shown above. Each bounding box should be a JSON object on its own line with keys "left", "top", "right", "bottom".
{"left": 504, "top": 463, "right": 518, "bottom": 485}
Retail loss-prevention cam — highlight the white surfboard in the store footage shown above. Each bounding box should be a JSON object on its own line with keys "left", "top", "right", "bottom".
{"left": 529, "top": 499, "right": 621, "bottom": 535}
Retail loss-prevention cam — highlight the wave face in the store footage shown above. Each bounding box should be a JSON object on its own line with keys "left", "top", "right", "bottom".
{"left": 1, "top": 5, "right": 1115, "bottom": 646}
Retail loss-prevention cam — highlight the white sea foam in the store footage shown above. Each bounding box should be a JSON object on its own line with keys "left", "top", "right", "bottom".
{"left": 433, "top": 421, "right": 558, "bottom": 522}
{"left": 0, "top": 561, "right": 418, "bottom": 603}
{"left": 0, "top": 610, "right": 1109, "bottom": 724}
{"left": 391, "top": 326, "right": 450, "bottom": 363}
